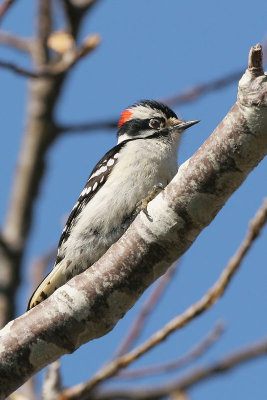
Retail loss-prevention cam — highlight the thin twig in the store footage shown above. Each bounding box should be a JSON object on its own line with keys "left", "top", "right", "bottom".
{"left": 0, "top": 59, "right": 43, "bottom": 78}
{"left": 161, "top": 70, "right": 243, "bottom": 107}
{"left": 91, "top": 337, "right": 267, "bottom": 400}
{"left": 0, "top": 34, "right": 100, "bottom": 78}
{"left": 57, "top": 120, "right": 118, "bottom": 133}
{"left": 0, "top": 30, "right": 32, "bottom": 52}
{"left": 116, "top": 321, "right": 225, "bottom": 380}
{"left": 37, "top": 0, "right": 52, "bottom": 63}
{"left": 57, "top": 69, "right": 244, "bottom": 134}
{"left": 0, "top": 0, "right": 16, "bottom": 21}
{"left": 42, "top": 361, "right": 62, "bottom": 400}
{"left": 114, "top": 263, "right": 179, "bottom": 358}
{"left": 62, "top": 199, "right": 267, "bottom": 398}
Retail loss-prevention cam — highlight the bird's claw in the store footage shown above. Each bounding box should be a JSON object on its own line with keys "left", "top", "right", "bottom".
{"left": 136, "top": 183, "right": 164, "bottom": 218}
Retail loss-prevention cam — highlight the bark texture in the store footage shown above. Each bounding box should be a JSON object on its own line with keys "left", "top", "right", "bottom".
{"left": 0, "top": 45, "right": 266, "bottom": 398}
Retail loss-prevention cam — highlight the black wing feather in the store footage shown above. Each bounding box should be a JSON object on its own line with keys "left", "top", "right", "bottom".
{"left": 56, "top": 141, "right": 128, "bottom": 261}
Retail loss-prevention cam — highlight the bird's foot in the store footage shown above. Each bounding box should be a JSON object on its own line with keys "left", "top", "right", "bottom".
{"left": 136, "top": 183, "right": 164, "bottom": 218}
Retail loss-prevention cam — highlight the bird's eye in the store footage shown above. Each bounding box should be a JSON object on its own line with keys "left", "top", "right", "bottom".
{"left": 149, "top": 119, "right": 161, "bottom": 129}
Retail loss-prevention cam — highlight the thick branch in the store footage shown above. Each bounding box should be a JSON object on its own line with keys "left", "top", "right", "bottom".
{"left": 0, "top": 44, "right": 266, "bottom": 397}
{"left": 63, "top": 199, "right": 267, "bottom": 399}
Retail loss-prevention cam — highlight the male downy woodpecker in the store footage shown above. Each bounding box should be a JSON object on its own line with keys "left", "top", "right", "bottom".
{"left": 28, "top": 100, "right": 199, "bottom": 309}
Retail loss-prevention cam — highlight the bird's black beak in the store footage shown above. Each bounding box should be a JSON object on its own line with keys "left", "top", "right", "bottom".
{"left": 171, "top": 120, "right": 200, "bottom": 131}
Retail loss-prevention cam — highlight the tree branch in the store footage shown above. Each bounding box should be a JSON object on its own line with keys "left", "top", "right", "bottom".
{"left": 63, "top": 198, "right": 267, "bottom": 399}
{"left": 37, "top": 0, "right": 52, "bottom": 64}
{"left": 0, "top": 44, "right": 266, "bottom": 397}
{"left": 0, "top": 59, "right": 42, "bottom": 78}
{"left": 42, "top": 361, "right": 62, "bottom": 400}
{"left": 57, "top": 68, "right": 244, "bottom": 134}
{"left": 0, "top": 0, "right": 100, "bottom": 327}
{"left": 0, "top": 0, "right": 16, "bottom": 21}
{"left": 90, "top": 337, "right": 267, "bottom": 400}
{"left": 0, "top": 34, "right": 100, "bottom": 78}
{"left": 114, "top": 262, "right": 179, "bottom": 358}
{"left": 0, "top": 30, "right": 32, "bottom": 52}
{"left": 115, "top": 321, "right": 225, "bottom": 380}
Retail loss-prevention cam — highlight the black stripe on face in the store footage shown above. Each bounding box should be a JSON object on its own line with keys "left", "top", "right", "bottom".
{"left": 118, "top": 117, "right": 166, "bottom": 138}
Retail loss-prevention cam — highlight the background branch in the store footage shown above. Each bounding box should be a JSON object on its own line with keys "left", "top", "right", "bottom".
{"left": 0, "top": 0, "right": 16, "bottom": 21}
{"left": 0, "top": 30, "right": 31, "bottom": 52}
{"left": 115, "top": 321, "right": 225, "bottom": 380}
{"left": 92, "top": 337, "right": 267, "bottom": 400}
{"left": 114, "top": 262, "right": 179, "bottom": 358}
{"left": 57, "top": 69, "right": 245, "bottom": 134}
{"left": 0, "top": 0, "right": 100, "bottom": 328}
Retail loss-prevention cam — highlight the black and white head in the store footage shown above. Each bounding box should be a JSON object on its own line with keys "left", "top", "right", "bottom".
{"left": 117, "top": 100, "right": 199, "bottom": 144}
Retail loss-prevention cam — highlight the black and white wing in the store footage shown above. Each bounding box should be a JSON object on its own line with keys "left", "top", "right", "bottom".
{"left": 55, "top": 141, "right": 126, "bottom": 263}
{"left": 27, "top": 141, "right": 127, "bottom": 310}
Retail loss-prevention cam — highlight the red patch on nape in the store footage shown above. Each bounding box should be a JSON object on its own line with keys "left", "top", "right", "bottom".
{"left": 118, "top": 109, "right": 133, "bottom": 128}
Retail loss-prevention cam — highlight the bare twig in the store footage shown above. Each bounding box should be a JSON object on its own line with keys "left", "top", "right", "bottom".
{"left": 162, "top": 70, "right": 243, "bottom": 107}
{"left": 37, "top": 0, "right": 52, "bottom": 63}
{"left": 45, "top": 33, "right": 101, "bottom": 74}
{"left": 0, "top": 0, "right": 16, "bottom": 21}
{"left": 0, "top": 59, "right": 43, "bottom": 78}
{"left": 114, "top": 263, "right": 179, "bottom": 358}
{"left": 0, "top": 30, "right": 32, "bottom": 52}
{"left": 57, "top": 69, "right": 244, "bottom": 134}
{"left": 63, "top": 198, "right": 267, "bottom": 398}
{"left": 57, "top": 119, "right": 118, "bottom": 133}
{"left": 0, "top": 34, "right": 100, "bottom": 78}
{"left": 116, "top": 321, "right": 225, "bottom": 380}
{"left": 169, "top": 392, "right": 190, "bottom": 400}
{"left": 248, "top": 43, "right": 264, "bottom": 76}
{"left": 90, "top": 337, "right": 267, "bottom": 400}
{"left": 42, "top": 361, "right": 62, "bottom": 400}
{"left": 62, "top": 0, "right": 99, "bottom": 38}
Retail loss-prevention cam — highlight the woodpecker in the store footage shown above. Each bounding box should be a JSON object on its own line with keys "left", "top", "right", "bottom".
{"left": 28, "top": 100, "right": 199, "bottom": 310}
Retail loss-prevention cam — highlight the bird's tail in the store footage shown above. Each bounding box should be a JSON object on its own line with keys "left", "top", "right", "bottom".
{"left": 27, "top": 261, "right": 67, "bottom": 310}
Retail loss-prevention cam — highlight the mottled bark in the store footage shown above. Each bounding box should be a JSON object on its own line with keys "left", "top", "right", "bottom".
{"left": 0, "top": 45, "right": 266, "bottom": 398}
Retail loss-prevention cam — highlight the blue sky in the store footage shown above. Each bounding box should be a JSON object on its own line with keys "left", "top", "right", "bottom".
{"left": 0, "top": 0, "right": 267, "bottom": 398}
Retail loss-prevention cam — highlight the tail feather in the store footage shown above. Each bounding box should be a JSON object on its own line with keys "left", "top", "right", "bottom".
{"left": 27, "top": 262, "right": 67, "bottom": 310}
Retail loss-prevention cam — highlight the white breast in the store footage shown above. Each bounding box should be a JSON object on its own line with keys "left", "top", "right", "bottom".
{"left": 59, "top": 136, "right": 180, "bottom": 272}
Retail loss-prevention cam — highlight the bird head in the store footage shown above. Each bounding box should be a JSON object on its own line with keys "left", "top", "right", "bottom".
{"left": 117, "top": 100, "right": 199, "bottom": 144}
